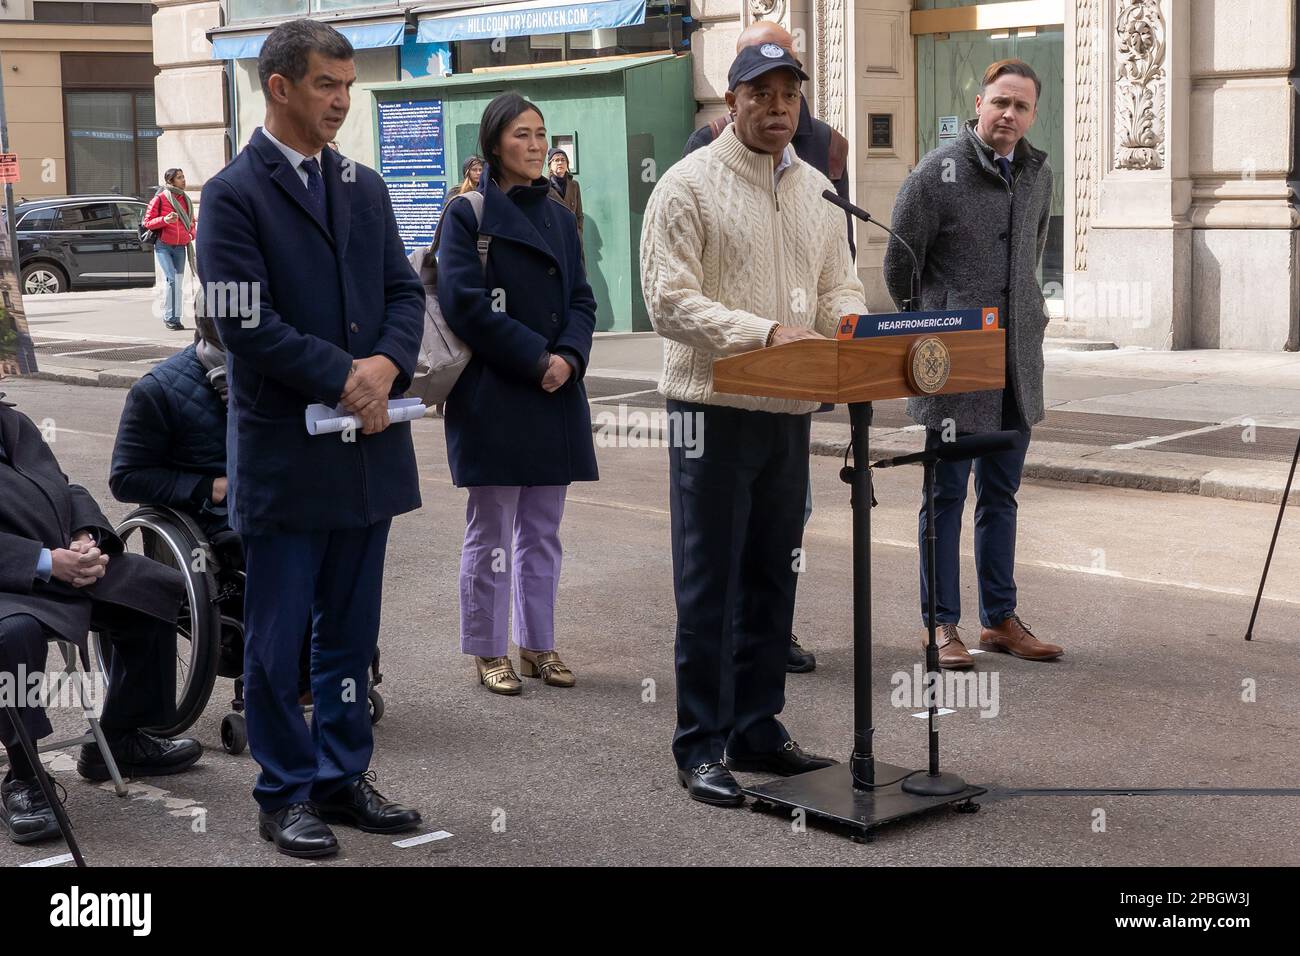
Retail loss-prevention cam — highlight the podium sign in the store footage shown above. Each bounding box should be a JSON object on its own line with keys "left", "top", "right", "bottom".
{"left": 712, "top": 320, "right": 1005, "bottom": 405}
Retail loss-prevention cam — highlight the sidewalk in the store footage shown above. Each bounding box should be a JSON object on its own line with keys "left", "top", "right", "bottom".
{"left": 20, "top": 287, "right": 1300, "bottom": 504}
{"left": 585, "top": 338, "right": 1300, "bottom": 505}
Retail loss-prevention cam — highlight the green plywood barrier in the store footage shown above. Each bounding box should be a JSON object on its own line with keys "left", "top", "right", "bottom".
{"left": 366, "top": 53, "right": 694, "bottom": 332}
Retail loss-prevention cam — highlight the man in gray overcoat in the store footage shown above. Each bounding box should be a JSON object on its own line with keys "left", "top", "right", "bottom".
{"left": 884, "top": 58, "right": 1063, "bottom": 669}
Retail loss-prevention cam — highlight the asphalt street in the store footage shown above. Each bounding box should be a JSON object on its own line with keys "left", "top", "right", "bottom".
{"left": 3, "top": 377, "right": 1300, "bottom": 867}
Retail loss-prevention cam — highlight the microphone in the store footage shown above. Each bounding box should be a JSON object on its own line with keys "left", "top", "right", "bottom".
{"left": 822, "top": 190, "right": 923, "bottom": 312}
{"left": 872, "top": 431, "right": 1021, "bottom": 469}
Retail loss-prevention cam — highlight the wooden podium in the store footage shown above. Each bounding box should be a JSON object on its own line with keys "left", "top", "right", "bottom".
{"left": 712, "top": 325, "right": 1005, "bottom": 841}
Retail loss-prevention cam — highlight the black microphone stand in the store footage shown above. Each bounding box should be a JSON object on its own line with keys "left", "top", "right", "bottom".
{"left": 744, "top": 195, "right": 983, "bottom": 841}
{"left": 837, "top": 193, "right": 921, "bottom": 790}
{"left": 873, "top": 431, "right": 1017, "bottom": 796}
{"left": 901, "top": 453, "right": 970, "bottom": 796}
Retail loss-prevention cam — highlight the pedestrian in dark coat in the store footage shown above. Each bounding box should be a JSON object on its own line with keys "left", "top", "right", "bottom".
{"left": 546, "top": 147, "right": 583, "bottom": 256}
{"left": 436, "top": 92, "right": 597, "bottom": 696}
{"left": 195, "top": 18, "right": 424, "bottom": 857}
{"left": 447, "top": 154, "right": 482, "bottom": 198}
{"left": 0, "top": 390, "right": 202, "bottom": 841}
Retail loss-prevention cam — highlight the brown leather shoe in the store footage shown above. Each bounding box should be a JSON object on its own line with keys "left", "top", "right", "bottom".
{"left": 979, "top": 615, "right": 1063, "bottom": 661}
{"left": 923, "top": 624, "right": 974, "bottom": 669}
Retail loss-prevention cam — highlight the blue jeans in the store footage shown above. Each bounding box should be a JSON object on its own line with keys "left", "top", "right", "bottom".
{"left": 156, "top": 242, "right": 187, "bottom": 324}
{"left": 918, "top": 394, "right": 1030, "bottom": 628}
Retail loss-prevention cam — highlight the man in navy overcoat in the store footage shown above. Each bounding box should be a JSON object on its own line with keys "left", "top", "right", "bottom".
{"left": 196, "top": 19, "right": 424, "bottom": 858}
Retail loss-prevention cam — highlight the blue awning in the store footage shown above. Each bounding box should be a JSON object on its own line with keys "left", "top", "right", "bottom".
{"left": 211, "top": 19, "right": 407, "bottom": 60}
{"left": 417, "top": 0, "right": 646, "bottom": 44}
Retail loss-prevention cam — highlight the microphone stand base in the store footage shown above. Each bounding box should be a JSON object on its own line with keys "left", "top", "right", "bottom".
{"left": 743, "top": 762, "right": 985, "bottom": 840}
{"left": 901, "top": 771, "right": 970, "bottom": 797}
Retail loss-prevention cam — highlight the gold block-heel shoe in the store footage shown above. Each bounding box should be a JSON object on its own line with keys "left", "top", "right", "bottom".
{"left": 476, "top": 656, "right": 522, "bottom": 695}
{"left": 518, "top": 649, "right": 576, "bottom": 688}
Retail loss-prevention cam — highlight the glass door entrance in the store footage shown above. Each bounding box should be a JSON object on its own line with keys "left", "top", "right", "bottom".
{"left": 916, "top": 26, "right": 1065, "bottom": 297}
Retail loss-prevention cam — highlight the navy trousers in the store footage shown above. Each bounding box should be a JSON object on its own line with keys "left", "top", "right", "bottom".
{"left": 242, "top": 521, "right": 391, "bottom": 811}
{"left": 919, "top": 391, "right": 1030, "bottom": 627}
{"left": 668, "top": 399, "right": 808, "bottom": 771}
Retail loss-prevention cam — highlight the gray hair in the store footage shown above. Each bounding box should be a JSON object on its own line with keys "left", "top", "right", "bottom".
{"left": 257, "top": 19, "right": 353, "bottom": 97}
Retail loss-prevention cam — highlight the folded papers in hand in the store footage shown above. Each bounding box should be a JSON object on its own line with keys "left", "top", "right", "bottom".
{"left": 305, "top": 397, "right": 427, "bottom": 436}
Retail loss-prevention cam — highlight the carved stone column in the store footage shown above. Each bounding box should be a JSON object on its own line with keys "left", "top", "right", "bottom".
{"left": 1081, "top": 0, "right": 1193, "bottom": 349}
{"left": 811, "top": 0, "right": 846, "bottom": 133}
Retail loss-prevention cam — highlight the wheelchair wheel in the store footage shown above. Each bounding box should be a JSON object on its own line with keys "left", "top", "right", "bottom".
{"left": 220, "top": 712, "right": 247, "bottom": 755}
{"left": 91, "top": 507, "right": 222, "bottom": 738}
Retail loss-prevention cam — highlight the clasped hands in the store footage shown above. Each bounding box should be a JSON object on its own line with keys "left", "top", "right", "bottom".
{"left": 52, "top": 530, "right": 108, "bottom": 589}
{"left": 340, "top": 355, "right": 400, "bottom": 435}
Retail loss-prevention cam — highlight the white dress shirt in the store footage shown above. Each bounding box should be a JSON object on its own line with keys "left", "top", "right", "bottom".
{"left": 259, "top": 126, "right": 323, "bottom": 188}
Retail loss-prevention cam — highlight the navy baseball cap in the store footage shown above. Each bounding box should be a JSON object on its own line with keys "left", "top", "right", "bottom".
{"left": 727, "top": 43, "right": 808, "bottom": 91}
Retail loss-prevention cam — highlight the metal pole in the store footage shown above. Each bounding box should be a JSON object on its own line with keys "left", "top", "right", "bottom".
{"left": 923, "top": 462, "right": 940, "bottom": 775}
{"left": 4, "top": 706, "right": 86, "bottom": 866}
{"left": 849, "top": 401, "right": 875, "bottom": 788}
{"left": 1245, "top": 429, "right": 1300, "bottom": 640}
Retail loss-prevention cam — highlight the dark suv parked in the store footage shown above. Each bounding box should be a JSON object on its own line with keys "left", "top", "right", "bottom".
{"left": 15, "top": 195, "right": 157, "bottom": 294}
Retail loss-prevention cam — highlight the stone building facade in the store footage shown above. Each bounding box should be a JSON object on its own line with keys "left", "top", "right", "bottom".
{"left": 152, "top": 0, "right": 1297, "bottom": 349}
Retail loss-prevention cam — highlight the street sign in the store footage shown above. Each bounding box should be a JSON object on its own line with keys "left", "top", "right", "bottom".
{"left": 0, "top": 152, "right": 18, "bottom": 184}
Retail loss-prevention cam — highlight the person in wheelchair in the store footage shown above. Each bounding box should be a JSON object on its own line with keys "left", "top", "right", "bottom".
{"left": 110, "top": 315, "right": 314, "bottom": 712}
{"left": 110, "top": 314, "right": 231, "bottom": 539}
{"left": 0, "top": 387, "right": 204, "bottom": 845}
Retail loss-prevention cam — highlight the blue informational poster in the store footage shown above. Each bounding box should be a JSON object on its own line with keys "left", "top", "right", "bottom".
{"left": 387, "top": 180, "right": 447, "bottom": 254}
{"left": 377, "top": 99, "right": 446, "bottom": 179}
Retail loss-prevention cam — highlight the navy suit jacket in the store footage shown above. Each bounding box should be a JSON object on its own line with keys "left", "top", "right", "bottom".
{"left": 196, "top": 129, "right": 424, "bottom": 535}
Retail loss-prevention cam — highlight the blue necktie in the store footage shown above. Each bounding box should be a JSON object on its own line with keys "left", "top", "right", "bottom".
{"left": 996, "top": 156, "right": 1013, "bottom": 188}
{"left": 300, "top": 156, "right": 326, "bottom": 221}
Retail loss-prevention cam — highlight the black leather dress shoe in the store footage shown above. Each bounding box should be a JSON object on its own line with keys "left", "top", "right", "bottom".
{"left": 677, "top": 762, "right": 744, "bottom": 807}
{"left": 724, "top": 740, "right": 838, "bottom": 777}
{"left": 78, "top": 730, "right": 202, "bottom": 781}
{"left": 310, "top": 771, "right": 421, "bottom": 834}
{"left": 0, "top": 776, "right": 61, "bottom": 845}
{"left": 787, "top": 634, "right": 816, "bottom": 673}
{"left": 258, "top": 803, "right": 339, "bottom": 859}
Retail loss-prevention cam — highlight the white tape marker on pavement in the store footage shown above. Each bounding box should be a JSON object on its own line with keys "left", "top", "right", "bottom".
{"left": 393, "top": 830, "right": 454, "bottom": 848}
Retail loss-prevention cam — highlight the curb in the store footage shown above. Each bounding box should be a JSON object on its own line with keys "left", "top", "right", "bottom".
{"left": 588, "top": 406, "right": 1300, "bottom": 507}
{"left": 27, "top": 370, "right": 1296, "bottom": 507}
{"left": 31, "top": 366, "right": 148, "bottom": 388}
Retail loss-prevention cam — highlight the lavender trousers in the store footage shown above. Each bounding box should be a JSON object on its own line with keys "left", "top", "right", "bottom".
{"left": 459, "top": 485, "right": 567, "bottom": 658}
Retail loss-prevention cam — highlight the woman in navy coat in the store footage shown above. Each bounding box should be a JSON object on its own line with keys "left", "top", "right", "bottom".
{"left": 436, "top": 93, "right": 598, "bottom": 696}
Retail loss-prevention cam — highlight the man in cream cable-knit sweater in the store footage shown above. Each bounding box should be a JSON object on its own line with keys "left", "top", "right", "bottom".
{"left": 640, "top": 43, "right": 868, "bottom": 807}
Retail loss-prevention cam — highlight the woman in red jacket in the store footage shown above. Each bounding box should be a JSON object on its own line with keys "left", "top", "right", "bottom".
{"left": 144, "top": 168, "right": 197, "bottom": 331}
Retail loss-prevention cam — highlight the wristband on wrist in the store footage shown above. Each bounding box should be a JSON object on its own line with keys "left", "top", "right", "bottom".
{"left": 765, "top": 324, "right": 779, "bottom": 348}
